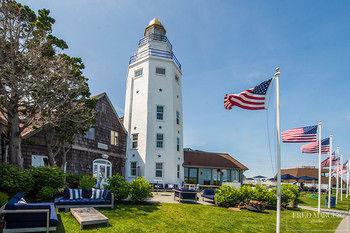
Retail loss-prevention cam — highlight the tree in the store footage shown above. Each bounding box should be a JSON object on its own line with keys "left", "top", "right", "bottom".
{"left": 39, "top": 54, "right": 96, "bottom": 166}
{"left": 0, "top": 0, "right": 95, "bottom": 166}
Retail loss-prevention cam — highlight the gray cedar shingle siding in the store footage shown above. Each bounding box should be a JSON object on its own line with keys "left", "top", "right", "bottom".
{"left": 20, "top": 93, "right": 126, "bottom": 175}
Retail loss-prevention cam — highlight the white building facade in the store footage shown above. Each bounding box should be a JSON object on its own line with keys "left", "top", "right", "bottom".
{"left": 123, "top": 18, "right": 184, "bottom": 185}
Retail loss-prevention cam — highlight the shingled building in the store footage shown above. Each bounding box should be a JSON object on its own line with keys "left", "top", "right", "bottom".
{"left": 1, "top": 93, "right": 126, "bottom": 183}
{"left": 183, "top": 149, "right": 248, "bottom": 185}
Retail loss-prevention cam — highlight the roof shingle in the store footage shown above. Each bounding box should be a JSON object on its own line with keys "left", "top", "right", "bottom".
{"left": 183, "top": 150, "right": 248, "bottom": 171}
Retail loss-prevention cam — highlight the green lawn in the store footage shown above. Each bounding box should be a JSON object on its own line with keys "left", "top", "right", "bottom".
{"left": 299, "top": 192, "right": 350, "bottom": 211}
{"left": 57, "top": 203, "right": 342, "bottom": 233}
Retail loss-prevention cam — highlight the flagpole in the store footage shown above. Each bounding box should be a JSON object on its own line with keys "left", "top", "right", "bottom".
{"left": 340, "top": 151, "right": 343, "bottom": 201}
{"left": 274, "top": 67, "right": 281, "bottom": 233}
{"left": 346, "top": 162, "right": 349, "bottom": 198}
{"left": 317, "top": 121, "right": 322, "bottom": 213}
{"left": 336, "top": 147, "right": 339, "bottom": 204}
{"left": 327, "top": 135, "right": 333, "bottom": 208}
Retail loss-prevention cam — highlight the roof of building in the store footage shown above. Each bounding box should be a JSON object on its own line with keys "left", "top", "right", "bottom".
{"left": 93, "top": 92, "right": 126, "bottom": 134}
{"left": 183, "top": 150, "right": 248, "bottom": 171}
{"left": 281, "top": 166, "right": 340, "bottom": 185}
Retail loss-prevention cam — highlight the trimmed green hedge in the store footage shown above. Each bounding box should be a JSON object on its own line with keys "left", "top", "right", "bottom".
{"left": 129, "top": 177, "right": 152, "bottom": 203}
{"left": 0, "top": 165, "right": 34, "bottom": 195}
{"left": 215, "top": 184, "right": 299, "bottom": 208}
{"left": 79, "top": 175, "right": 96, "bottom": 189}
{"left": 105, "top": 174, "right": 130, "bottom": 202}
{"left": 30, "top": 166, "right": 65, "bottom": 196}
{"left": 66, "top": 173, "right": 81, "bottom": 188}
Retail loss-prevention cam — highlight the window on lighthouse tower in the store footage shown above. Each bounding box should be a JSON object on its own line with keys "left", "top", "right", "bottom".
{"left": 156, "top": 67, "right": 166, "bottom": 75}
{"left": 156, "top": 105, "right": 164, "bottom": 120}
{"left": 156, "top": 133, "right": 164, "bottom": 148}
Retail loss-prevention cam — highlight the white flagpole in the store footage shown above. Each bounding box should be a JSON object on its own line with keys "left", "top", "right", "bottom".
{"left": 327, "top": 135, "right": 333, "bottom": 208}
{"left": 346, "top": 161, "right": 349, "bottom": 198}
{"left": 336, "top": 147, "right": 339, "bottom": 204}
{"left": 340, "top": 151, "right": 343, "bottom": 201}
{"left": 317, "top": 121, "right": 322, "bottom": 213}
{"left": 274, "top": 67, "right": 282, "bottom": 233}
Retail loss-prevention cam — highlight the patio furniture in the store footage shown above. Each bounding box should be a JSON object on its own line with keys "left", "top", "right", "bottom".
{"left": 54, "top": 188, "right": 114, "bottom": 210}
{"left": 164, "top": 183, "right": 178, "bottom": 191}
{"left": 201, "top": 188, "right": 216, "bottom": 202}
{"left": 1, "top": 192, "right": 58, "bottom": 233}
{"left": 174, "top": 188, "right": 198, "bottom": 202}
{"left": 70, "top": 207, "right": 108, "bottom": 229}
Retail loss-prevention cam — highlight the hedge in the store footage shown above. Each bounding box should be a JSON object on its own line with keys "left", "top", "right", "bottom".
{"left": 215, "top": 184, "right": 299, "bottom": 208}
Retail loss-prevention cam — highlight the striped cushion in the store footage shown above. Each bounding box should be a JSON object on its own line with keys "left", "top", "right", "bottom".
{"left": 69, "top": 189, "right": 82, "bottom": 199}
{"left": 91, "top": 188, "right": 106, "bottom": 199}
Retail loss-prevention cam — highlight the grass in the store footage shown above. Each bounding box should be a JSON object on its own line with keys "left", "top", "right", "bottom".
{"left": 57, "top": 203, "right": 342, "bottom": 233}
{"left": 299, "top": 192, "right": 350, "bottom": 211}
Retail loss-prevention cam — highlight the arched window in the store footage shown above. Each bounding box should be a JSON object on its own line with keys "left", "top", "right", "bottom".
{"left": 92, "top": 159, "right": 112, "bottom": 187}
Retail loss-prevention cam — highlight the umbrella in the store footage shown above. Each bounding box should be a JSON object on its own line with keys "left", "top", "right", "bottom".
{"left": 280, "top": 174, "right": 299, "bottom": 180}
{"left": 298, "top": 176, "right": 318, "bottom": 181}
{"left": 253, "top": 175, "right": 267, "bottom": 179}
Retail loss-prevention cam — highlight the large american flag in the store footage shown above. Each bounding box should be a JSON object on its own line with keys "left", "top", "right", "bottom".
{"left": 282, "top": 125, "right": 318, "bottom": 143}
{"left": 321, "top": 155, "right": 339, "bottom": 167}
{"left": 224, "top": 78, "right": 272, "bottom": 110}
{"left": 301, "top": 138, "right": 330, "bottom": 154}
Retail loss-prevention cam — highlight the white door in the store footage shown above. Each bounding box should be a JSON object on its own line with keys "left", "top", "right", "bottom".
{"left": 93, "top": 159, "right": 112, "bottom": 188}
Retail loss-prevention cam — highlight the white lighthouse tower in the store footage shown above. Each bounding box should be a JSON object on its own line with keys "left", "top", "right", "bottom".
{"left": 124, "top": 18, "right": 183, "bottom": 185}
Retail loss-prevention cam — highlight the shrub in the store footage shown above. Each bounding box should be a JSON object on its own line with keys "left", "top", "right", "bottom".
{"left": 38, "top": 186, "right": 57, "bottom": 201}
{"left": 251, "top": 185, "right": 269, "bottom": 203}
{"left": 105, "top": 174, "right": 130, "bottom": 202}
{"left": 215, "top": 185, "right": 240, "bottom": 207}
{"left": 239, "top": 185, "right": 254, "bottom": 204}
{"left": 282, "top": 184, "right": 299, "bottom": 207}
{"left": 66, "top": 173, "right": 81, "bottom": 188}
{"left": 214, "top": 184, "right": 300, "bottom": 209}
{"left": 0, "top": 165, "right": 34, "bottom": 195}
{"left": 0, "top": 192, "right": 9, "bottom": 206}
{"left": 79, "top": 175, "right": 96, "bottom": 189}
{"left": 129, "top": 177, "right": 152, "bottom": 203}
{"left": 265, "top": 188, "right": 277, "bottom": 207}
{"left": 30, "top": 166, "right": 65, "bottom": 194}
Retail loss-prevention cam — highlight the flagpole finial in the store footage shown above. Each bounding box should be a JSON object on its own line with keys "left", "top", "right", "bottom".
{"left": 274, "top": 67, "right": 281, "bottom": 77}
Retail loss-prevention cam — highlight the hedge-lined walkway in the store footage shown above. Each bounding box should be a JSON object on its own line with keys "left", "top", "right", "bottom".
{"left": 57, "top": 203, "right": 342, "bottom": 233}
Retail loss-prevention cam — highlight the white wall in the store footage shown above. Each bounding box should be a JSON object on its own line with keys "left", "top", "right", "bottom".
{"left": 124, "top": 31, "right": 183, "bottom": 184}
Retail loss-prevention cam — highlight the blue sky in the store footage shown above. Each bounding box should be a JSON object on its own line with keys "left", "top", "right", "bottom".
{"left": 20, "top": 0, "right": 350, "bottom": 177}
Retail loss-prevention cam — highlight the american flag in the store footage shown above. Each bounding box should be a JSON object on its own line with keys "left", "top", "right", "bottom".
{"left": 321, "top": 155, "right": 339, "bottom": 167}
{"left": 224, "top": 78, "right": 272, "bottom": 110}
{"left": 301, "top": 138, "right": 330, "bottom": 154}
{"left": 334, "top": 163, "right": 348, "bottom": 175}
{"left": 282, "top": 125, "right": 318, "bottom": 143}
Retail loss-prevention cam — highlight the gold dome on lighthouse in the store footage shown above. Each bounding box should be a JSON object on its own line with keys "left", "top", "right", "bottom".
{"left": 148, "top": 18, "right": 162, "bottom": 27}
{"left": 144, "top": 18, "right": 166, "bottom": 36}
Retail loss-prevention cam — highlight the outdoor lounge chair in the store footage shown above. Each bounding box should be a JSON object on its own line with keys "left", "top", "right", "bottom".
{"left": 1, "top": 192, "right": 58, "bottom": 233}
{"left": 54, "top": 188, "right": 114, "bottom": 210}
{"left": 201, "top": 188, "right": 216, "bottom": 202}
{"left": 164, "top": 183, "right": 178, "bottom": 191}
{"left": 152, "top": 183, "right": 164, "bottom": 191}
{"left": 174, "top": 188, "right": 198, "bottom": 202}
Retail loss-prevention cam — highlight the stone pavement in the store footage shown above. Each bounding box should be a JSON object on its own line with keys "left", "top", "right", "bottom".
{"left": 299, "top": 206, "right": 350, "bottom": 232}
{"left": 146, "top": 191, "right": 214, "bottom": 206}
